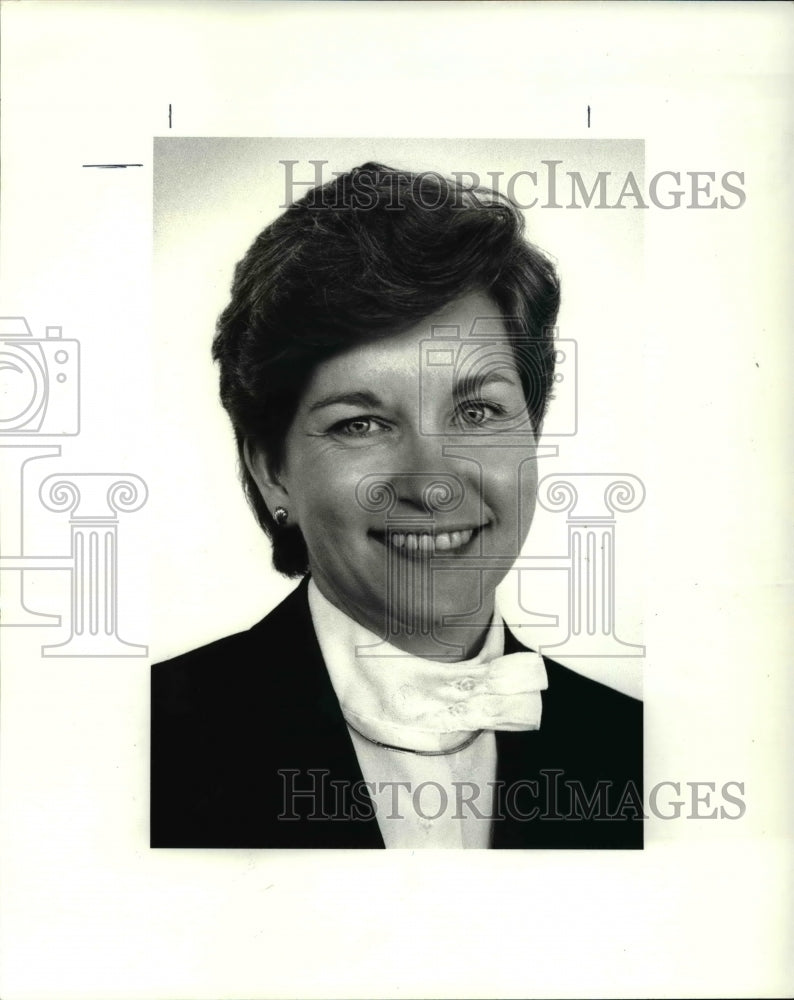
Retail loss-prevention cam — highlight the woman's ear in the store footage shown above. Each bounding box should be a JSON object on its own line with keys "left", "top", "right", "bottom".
{"left": 243, "top": 439, "right": 291, "bottom": 516}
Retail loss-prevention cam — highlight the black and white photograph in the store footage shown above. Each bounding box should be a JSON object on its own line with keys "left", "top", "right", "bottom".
{"left": 0, "top": 3, "right": 791, "bottom": 999}
{"left": 151, "top": 139, "right": 646, "bottom": 850}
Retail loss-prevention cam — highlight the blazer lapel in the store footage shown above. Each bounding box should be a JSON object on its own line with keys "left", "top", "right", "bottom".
{"left": 247, "top": 579, "right": 384, "bottom": 848}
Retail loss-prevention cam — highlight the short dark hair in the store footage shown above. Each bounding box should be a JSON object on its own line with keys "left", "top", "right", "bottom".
{"left": 212, "top": 161, "right": 561, "bottom": 577}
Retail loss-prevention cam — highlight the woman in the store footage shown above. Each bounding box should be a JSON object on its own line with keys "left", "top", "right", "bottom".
{"left": 151, "top": 163, "right": 642, "bottom": 849}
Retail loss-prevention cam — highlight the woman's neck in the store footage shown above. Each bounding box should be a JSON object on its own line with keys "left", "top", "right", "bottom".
{"left": 309, "top": 574, "right": 495, "bottom": 663}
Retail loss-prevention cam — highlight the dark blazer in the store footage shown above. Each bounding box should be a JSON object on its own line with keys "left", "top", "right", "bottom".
{"left": 151, "top": 578, "right": 643, "bottom": 849}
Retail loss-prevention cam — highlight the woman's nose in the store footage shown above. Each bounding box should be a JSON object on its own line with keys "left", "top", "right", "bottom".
{"left": 389, "top": 429, "right": 468, "bottom": 515}
{"left": 398, "top": 424, "right": 445, "bottom": 473}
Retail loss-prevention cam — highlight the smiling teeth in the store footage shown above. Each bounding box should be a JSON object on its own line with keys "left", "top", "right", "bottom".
{"left": 388, "top": 529, "right": 474, "bottom": 553}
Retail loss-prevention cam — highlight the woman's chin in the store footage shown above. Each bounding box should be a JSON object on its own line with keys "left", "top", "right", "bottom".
{"left": 368, "top": 572, "right": 496, "bottom": 654}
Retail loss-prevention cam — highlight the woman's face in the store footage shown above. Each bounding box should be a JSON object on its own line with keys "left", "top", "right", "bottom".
{"left": 254, "top": 290, "right": 540, "bottom": 660}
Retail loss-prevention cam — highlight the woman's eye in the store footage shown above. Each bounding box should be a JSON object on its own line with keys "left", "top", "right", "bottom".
{"left": 455, "top": 400, "right": 505, "bottom": 428}
{"left": 330, "top": 416, "right": 387, "bottom": 438}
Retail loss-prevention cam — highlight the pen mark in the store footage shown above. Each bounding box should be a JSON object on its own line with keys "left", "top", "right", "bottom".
{"left": 82, "top": 164, "right": 144, "bottom": 169}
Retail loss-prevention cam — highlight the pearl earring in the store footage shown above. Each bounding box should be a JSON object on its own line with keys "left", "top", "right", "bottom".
{"left": 273, "top": 507, "right": 289, "bottom": 527}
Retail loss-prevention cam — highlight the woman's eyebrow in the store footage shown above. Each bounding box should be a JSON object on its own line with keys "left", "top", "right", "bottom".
{"left": 453, "top": 371, "right": 521, "bottom": 396}
{"left": 308, "top": 390, "right": 383, "bottom": 412}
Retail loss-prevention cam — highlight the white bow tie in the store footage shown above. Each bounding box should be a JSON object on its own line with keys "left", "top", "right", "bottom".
{"left": 343, "top": 650, "right": 549, "bottom": 752}
{"left": 307, "top": 580, "right": 548, "bottom": 753}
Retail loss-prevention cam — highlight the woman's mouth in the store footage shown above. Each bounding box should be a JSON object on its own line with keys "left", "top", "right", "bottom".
{"left": 373, "top": 526, "right": 484, "bottom": 556}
